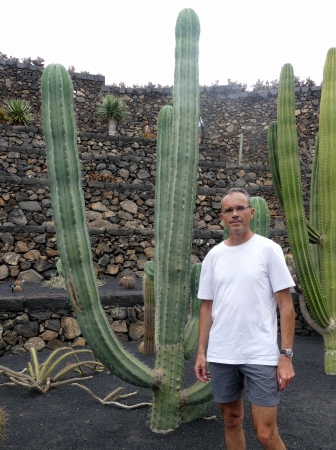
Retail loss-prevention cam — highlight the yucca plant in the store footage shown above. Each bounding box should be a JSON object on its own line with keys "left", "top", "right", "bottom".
{"left": 4, "top": 99, "right": 32, "bottom": 126}
{"left": 96, "top": 95, "right": 128, "bottom": 135}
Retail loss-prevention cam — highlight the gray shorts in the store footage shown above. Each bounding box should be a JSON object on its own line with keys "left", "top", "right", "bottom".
{"left": 209, "top": 362, "right": 280, "bottom": 407}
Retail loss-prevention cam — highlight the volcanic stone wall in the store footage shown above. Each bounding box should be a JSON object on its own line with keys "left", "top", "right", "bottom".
{"left": 0, "top": 59, "right": 321, "bottom": 283}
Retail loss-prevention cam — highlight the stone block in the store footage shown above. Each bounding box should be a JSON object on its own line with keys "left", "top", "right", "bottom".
{"left": 40, "top": 330, "right": 58, "bottom": 341}
{"left": 47, "top": 339, "right": 67, "bottom": 350}
{"left": 128, "top": 321, "right": 144, "bottom": 341}
{"left": 111, "top": 320, "right": 128, "bottom": 333}
{"left": 14, "top": 321, "right": 38, "bottom": 338}
{"left": 24, "top": 337, "right": 46, "bottom": 352}
{"left": 72, "top": 337, "right": 86, "bottom": 347}
{"left": 61, "top": 317, "right": 81, "bottom": 339}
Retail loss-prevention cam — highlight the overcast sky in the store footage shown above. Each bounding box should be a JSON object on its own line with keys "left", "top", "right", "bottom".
{"left": 3, "top": 0, "right": 335, "bottom": 89}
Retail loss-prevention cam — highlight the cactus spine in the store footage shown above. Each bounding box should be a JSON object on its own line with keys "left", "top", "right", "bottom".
{"left": 42, "top": 8, "right": 212, "bottom": 432}
{"left": 268, "top": 55, "right": 336, "bottom": 373}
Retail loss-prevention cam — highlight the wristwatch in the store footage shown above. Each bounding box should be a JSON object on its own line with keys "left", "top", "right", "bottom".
{"left": 280, "top": 349, "right": 293, "bottom": 358}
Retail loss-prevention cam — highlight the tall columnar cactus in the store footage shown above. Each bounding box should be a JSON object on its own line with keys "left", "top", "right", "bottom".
{"left": 268, "top": 53, "right": 336, "bottom": 374}
{"left": 42, "top": 9, "right": 212, "bottom": 433}
{"left": 224, "top": 196, "right": 270, "bottom": 240}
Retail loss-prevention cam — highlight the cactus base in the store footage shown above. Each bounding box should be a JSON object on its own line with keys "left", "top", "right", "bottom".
{"left": 324, "top": 331, "right": 336, "bottom": 374}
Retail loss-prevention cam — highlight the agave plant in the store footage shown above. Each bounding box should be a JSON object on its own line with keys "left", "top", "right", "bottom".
{"left": 4, "top": 99, "right": 33, "bottom": 126}
{"left": 0, "top": 347, "right": 104, "bottom": 394}
{"left": 97, "top": 95, "right": 128, "bottom": 135}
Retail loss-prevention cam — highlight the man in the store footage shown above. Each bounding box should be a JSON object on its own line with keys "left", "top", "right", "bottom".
{"left": 194, "top": 187, "right": 295, "bottom": 450}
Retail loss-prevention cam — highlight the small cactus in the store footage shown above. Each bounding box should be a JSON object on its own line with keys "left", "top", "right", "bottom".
{"left": 119, "top": 276, "right": 136, "bottom": 289}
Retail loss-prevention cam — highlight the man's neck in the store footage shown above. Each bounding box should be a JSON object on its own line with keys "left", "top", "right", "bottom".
{"left": 224, "top": 230, "right": 254, "bottom": 247}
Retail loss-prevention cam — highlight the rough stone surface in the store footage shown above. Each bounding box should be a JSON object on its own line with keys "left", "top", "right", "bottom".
{"left": 61, "top": 317, "right": 82, "bottom": 339}
{"left": 14, "top": 321, "right": 39, "bottom": 338}
{"left": 111, "top": 320, "right": 128, "bottom": 333}
{"left": 128, "top": 321, "right": 145, "bottom": 341}
{"left": 17, "top": 269, "right": 44, "bottom": 282}
{"left": 40, "top": 330, "right": 58, "bottom": 341}
{"left": 72, "top": 337, "right": 86, "bottom": 347}
{"left": 24, "top": 337, "right": 46, "bottom": 352}
{"left": 0, "top": 264, "right": 9, "bottom": 279}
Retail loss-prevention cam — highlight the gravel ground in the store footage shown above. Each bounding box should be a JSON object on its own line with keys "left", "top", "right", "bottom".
{"left": 0, "top": 335, "right": 335, "bottom": 450}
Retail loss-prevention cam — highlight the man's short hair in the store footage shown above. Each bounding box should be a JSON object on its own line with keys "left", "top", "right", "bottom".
{"left": 221, "top": 188, "right": 251, "bottom": 212}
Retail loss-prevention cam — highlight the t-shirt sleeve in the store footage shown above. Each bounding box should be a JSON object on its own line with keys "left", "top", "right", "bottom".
{"left": 267, "top": 244, "right": 295, "bottom": 292}
{"left": 197, "top": 251, "right": 214, "bottom": 300}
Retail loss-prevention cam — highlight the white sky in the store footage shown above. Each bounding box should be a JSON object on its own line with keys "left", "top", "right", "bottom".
{"left": 2, "top": 0, "right": 335, "bottom": 89}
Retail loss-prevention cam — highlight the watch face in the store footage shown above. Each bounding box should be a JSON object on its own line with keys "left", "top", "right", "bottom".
{"left": 281, "top": 349, "right": 293, "bottom": 357}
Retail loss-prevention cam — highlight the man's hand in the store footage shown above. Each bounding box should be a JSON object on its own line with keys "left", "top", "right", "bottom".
{"left": 277, "top": 355, "right": 295, "bottom": 391}
{"left": 194, "top": 354, "right": 211, "bottom": 383}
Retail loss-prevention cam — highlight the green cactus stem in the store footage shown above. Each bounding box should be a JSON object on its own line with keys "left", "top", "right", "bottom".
{"left": 42, "top": 9, "right": 212, "bottom": 432}
{"left": 184, "top": 263, "right": 203, "bottom": 359}
{"left": 41, "top": 63, "right": 155, "bottom": 388}
{"left": 268, "top": 57, "right": 336, "bottom": 373}
{"left": 150, "top": 8, "right": 203, "bottom": 432}
{"left": 141, "top": 262, "right": 155, "bottom": 355}
{"left": 268, "top": 121, "right": 320, "bottom": 244}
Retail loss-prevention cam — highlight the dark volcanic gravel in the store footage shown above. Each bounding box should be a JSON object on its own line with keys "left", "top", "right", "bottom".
{"left": 0, "top": 336, "right": 335, "bottom": 450}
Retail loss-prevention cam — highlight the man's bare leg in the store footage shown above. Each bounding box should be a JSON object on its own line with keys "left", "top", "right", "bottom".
{"left": 219, "top": 398, "right": 246, "bottom": 450}
{"left": 251, "top": 404, "right": 286, "bottom": 450}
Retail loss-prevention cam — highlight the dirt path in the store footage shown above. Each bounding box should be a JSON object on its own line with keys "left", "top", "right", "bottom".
{"left": 0, "top": 336, "right": 335, "bottom": 450}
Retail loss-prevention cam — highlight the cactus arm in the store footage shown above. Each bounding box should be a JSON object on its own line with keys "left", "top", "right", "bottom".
{"left": 181, "top": 401, "right": 213, "bottom": 423}
{"left": 268, "top": 121, "right": 320, "bottom": 245}
{"left": 250, "top": 197, "right": 270, "bottom": 238}
{"left": 310, "top": 133, "right": 321, "bottom": 276}
{"left": 144, "top": 260, "right": 155, "bottom": 281}
{"left": 275, "top": 63, "right": 329, "bottom": 328}
{"left": 181, "top": 380, "right": 213, "bottom": 406}
{"left": 184, "top": 263, "right": 202, "bottom": 359}
{"left": 317, "top": 49, "right": 336, "bottom": 319}
{"left": 154, "top": 105, "right": 173, "bottom": 349}
{"left": 41, "top": 64, "right": 156, "bottom": 388}
{"left": 142, "top": 272, "right": 155, "bottom": 355}
{"left": 268, "top": 121, "right": 284, "bottom": 207}
{"left": 150, "top": 8, "right": 200, "bottom": 432}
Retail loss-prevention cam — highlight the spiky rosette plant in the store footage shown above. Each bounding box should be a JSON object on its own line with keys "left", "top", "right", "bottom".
{"left": 268, "top": 53, "right": 336, "bottom": 374}
{"left": 5, "top": 99, "right": 32, "bottom": 126}
{"left": 41, "top": 9, "right": 212, "bottom": 433}
{"left": 97, "top": 94, "right": 128, "bottom": 135}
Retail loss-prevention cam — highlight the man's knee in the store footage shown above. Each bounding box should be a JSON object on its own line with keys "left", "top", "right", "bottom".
{"left": 255, "top": 424, "right": 279, "bottom": 447}
{"left": 219, "top": 400, "right": 244, "bottom": 429}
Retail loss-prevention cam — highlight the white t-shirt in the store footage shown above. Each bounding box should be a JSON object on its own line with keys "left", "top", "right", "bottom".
{"left": 198, "top": 234, "right": 295, "bottom": 365}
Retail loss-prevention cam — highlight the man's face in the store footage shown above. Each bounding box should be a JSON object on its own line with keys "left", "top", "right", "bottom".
{"left": 220, "top": 192, "right": 254, "bottom": 236}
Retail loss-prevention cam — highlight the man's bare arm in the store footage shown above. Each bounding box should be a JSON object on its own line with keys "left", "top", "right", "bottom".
{"left": 194, "top": 300, "right": 213, "bottom": 383}
{"left": 274, "top": 287, "right": 295, "bottom": 391}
